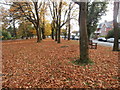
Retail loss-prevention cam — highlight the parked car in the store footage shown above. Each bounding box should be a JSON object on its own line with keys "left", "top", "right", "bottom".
{"left": 97, "top": 37, "right": 107, "bottom": 42}
{"left": 107, "top": 38, "right": 114, "bottom": 43}
{"left": 61, "top": 36, "right": 68, "bottom": 39}
{"left": 74, "top": 36, "right": 79, "bottom": 40}
{"left": 61, "top": 35, "right": 65, "bottom": 38}
{"left": 70, "top": 35, "right": 74, "bottom": 40}
{"left": 107, "top": 38, "right": 120, "bottom": 43}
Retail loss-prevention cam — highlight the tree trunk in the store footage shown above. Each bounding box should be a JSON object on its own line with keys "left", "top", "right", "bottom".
{"left": 42, "top": 9, "right": 46, "bottom": 39}
{"left": 64, "top": 26, "right": 67, "bottom": 40}
{"left": 35, "top": 27, "right": 41, "bottom": 42}
{"left": 68, "top": 22, "right": 70, "bottom": 40}
{"left": 64, "top": 33, "right": 67, "bottom": 40}
{"left": 113, "top": 2, "right": 119, "bottom": 51}
{"left": 57, "top": 27, "right": 61, "bottom": 43}
{"left": 34, "top": 2, "right": 42, "bottom": 42}
{"left": 57, "top": 0, "right": 62, "bottom": 43}
{"left": 87, "top": 24, "right": 91, "bottom": 40}
{"left": 51, "top": 21, "right": 55, "bottom": 40}
{"left": 51, "top": 28, "right": 54, "bottom": 40}
{"left": 79, "top": 2, "right": 89, "bottom": 63}
{"left": 68, "top": 4, "right": 71, "bottom": 40}
{"left": 42, "top": 27, "right": 46, "bottom": 39}
{"left": 13, "top": 18, "right": 17, "bottom": 38}
{"left": 55, "top": 28, "right": 57, "bottom": 41}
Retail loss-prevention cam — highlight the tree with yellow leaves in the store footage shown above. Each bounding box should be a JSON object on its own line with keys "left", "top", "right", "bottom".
{"left": 18, "top": 20, "right": 35, "bottom": 39}
{"left": 8, "top": 1, "right": 44, "bottom": 42}
{"left": 45, "top": 22, "right": 52, "bottom": 36}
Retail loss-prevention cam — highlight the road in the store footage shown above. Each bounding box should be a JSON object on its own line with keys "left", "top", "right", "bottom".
{"left": 93, "top": 40, "right": 120, "bottom": 49}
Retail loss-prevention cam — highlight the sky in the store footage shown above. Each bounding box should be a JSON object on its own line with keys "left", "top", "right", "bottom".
{"left": 99, "top": 2, "right": 113, "bottom": 23}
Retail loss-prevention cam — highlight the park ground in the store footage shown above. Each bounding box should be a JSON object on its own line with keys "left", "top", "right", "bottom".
{"left": 2, "top": 38, "right": 119, "bottom": 88}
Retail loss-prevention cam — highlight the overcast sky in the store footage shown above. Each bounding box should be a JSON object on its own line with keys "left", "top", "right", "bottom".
{"left": 99, "top": 2, "right": 113, "bottom": 23}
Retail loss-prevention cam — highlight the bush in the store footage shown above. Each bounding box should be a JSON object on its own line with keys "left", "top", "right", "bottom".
{"left": 106, "top": 28, "right": 120, "bottom": 39}
{"left": 2, "top": 31, "right": 12, "bottom": 40}
{"left": 106, "top": 30, "right": 114, "bottom": 38}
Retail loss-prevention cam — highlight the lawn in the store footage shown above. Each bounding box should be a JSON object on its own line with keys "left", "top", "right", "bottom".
{"left": 2, "top": 38, "right": 119, "bottom": 88}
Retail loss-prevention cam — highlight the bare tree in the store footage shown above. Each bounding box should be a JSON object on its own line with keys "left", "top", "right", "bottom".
{"left": 49, "top": 0, "right": 75, "bottom": 43}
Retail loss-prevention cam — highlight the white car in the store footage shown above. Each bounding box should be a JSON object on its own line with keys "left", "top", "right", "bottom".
{"left": 74, "top": 36, "right": 79, "bottom": 40}
{"left": 107, "top": 38, "right": 114, "bottom": 43}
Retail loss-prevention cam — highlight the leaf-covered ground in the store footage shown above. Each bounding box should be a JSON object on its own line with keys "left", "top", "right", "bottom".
{"left": 2, "top": 39, "right": 119, "bottom": 88}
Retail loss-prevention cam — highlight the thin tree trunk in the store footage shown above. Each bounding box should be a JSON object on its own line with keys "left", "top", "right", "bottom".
{"left": 68, "top": 4, "right": 71, "bottom": 40}
{"left": 51, "top": 28, "right": 54, "bottom": 39}
{"left": 55, "top": 27, "right": 57, "bottom": 41}
{"left": 64, "top": 25, "right": 67, "bottom": 40}
{"left": 51, "top": 21, "right": 55, "bottom": 40}
{"left": 57, "top": 27, "right": 61, "bottom": 43}
{"left": 42, "top": 27, "right": 45, "bottom": 39}
{"left": 79, "top": 2, "right": 89, "bottom": 63}
{"left": 13, "top": 18, "right": 17, "bottom": 38}
{"left": 68, "top": 21, "right": 70, "bottom": 40}
{"left": 36, "top": 27, "right": 41, "bottom": 42}
{"left": 64, "top": 33, "right": 67, "bottom": 40}
{"left": 42, "top": 9, "right": 46, "bottom": 39}
{"left": 113, "top": 2, "right": 119, "bottom": 51}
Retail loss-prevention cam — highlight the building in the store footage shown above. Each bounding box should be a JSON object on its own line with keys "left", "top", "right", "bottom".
{"left": 95, "top": 21, "right": 113, "bottom": 36}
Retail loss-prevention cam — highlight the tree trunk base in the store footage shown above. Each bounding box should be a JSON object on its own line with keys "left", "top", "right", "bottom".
{"left": 37, "top": 39, "right": 41, "bottom": 43}
{"left": 72, "top": 58, "right": 94, "bottom": 66}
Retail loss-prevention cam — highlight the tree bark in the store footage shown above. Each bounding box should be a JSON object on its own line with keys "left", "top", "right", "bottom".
{"left": 51, "top": 28, "right": 54, "bottom": 40}
{"left": 79, "top": 2, "right": 89, "bottom": 63}
{"left": 87, "top": 24, "right": 91, "bottom": 40}
{"left": 64, "top": 33, "right": 67, "bottom": 40}
{"left": 57, "top": 27, "right": 61, "bottom": 43}
{"left": 55, "top": 27, "right": 57, "bottom": 41}
{"left": 64, "top": 26, "right": 67, "bottom": 40}
{"left": 113, "top": 2, "right": 119, "bottom": 51}
{"left": 35, "top": 26, "right": 41, "bottom": 42}
{"left": 68, "top": 21, "right": 71, "bottom": 40}
{"left": 13, "top": 18, "right": 17, "bottom": 38}
{"left": 57, "top": 1, "right": 62, "bottom": 43}
{"left": 42, "top": 27, "right": 45, "bottom": 39}
{"left": 68, "top": 3, "right": 71, "bottom": 40}
{"left": 42, "top": 8, "right": 46, "bottom": 39}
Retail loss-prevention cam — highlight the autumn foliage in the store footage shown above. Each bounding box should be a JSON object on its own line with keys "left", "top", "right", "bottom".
{"left": 2, "top": 39, "right": 119, "bottom": 88}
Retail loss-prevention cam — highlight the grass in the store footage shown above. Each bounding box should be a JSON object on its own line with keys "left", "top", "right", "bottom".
{"left": 85, "top": 82, "right": 90, "bottom": 86}
{"left": 71, "top": 58, "right": 94, "bottom": 66}
{"left": 112, "top": 76, "right": 120, "bottom": 79}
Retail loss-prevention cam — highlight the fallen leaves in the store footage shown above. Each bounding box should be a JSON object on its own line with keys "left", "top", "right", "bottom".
{"left": 2, "top": 38, "right": 119, "bottom": 88}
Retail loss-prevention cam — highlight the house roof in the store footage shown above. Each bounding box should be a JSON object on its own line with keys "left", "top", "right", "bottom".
{"left": 98, "top": 21, "right": 113, "bottom": 29}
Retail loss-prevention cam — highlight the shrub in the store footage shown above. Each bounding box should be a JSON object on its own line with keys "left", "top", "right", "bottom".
{"left": 106, "top": 28, "right": 120, "bottom": 39}
{"left": 2, "top": 30, "right": 12, "bottom": 40}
